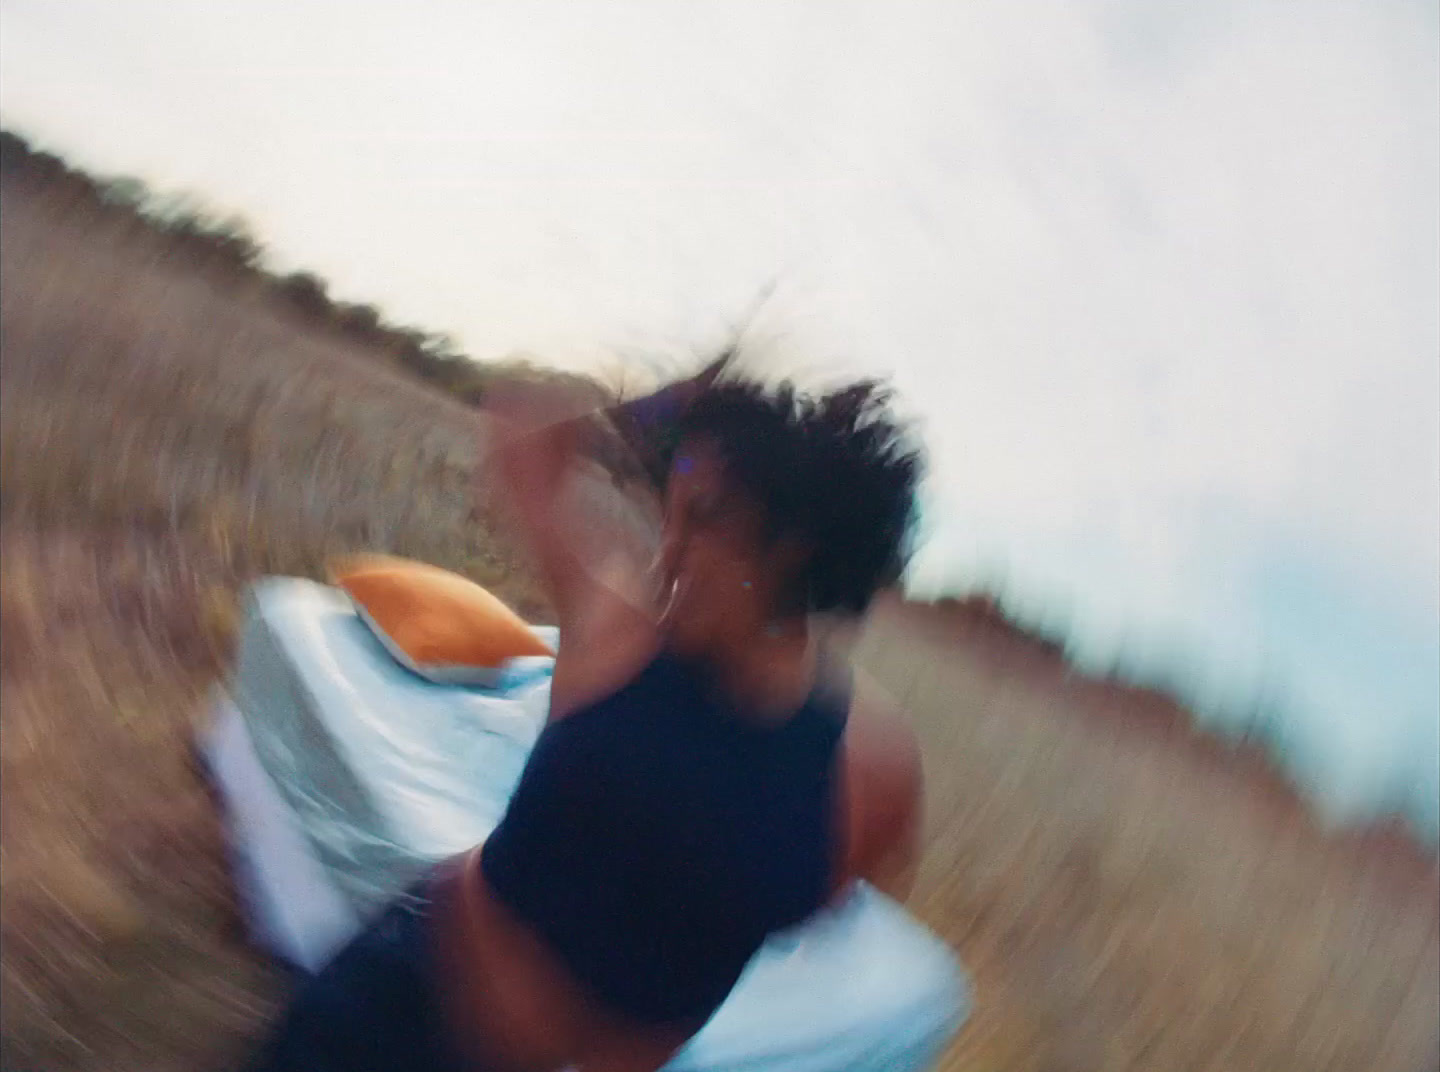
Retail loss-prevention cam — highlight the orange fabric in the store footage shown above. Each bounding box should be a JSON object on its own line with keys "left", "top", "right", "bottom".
{"left": 332, "top": 555, "right": 554, "bottom": 668}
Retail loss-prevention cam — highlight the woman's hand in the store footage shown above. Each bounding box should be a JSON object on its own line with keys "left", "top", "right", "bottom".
{"left": 602, "top": 352, "right": 733, "bottom": 486}
{"left": 485, "top": 377, "right": 597, "bottom": 433}
{"left": 482, "top": 380, "right": 594, "bottom": 491}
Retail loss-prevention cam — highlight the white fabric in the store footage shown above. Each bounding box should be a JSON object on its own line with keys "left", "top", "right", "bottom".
{"left": 204, "top": 577, "right": 969, "bottom": 1071}
{"left": 226, "top": 579, "right": 554, "bottom": 911}
{"left": 204, "top": 694, "right": 360, "bottom": 972}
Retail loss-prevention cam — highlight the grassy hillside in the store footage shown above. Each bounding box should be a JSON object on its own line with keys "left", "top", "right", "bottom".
{"left": 1, "top": 143, "right": 1436, "bottom": 1072}
{"left": 0, "top": 129, "right": 616, "bottom": 414}
{"left": 857, "top": 597, "right": 1437, "bottom": 1071}
{"left": 0, "top": 156, "right": 565, "bottom": 1071}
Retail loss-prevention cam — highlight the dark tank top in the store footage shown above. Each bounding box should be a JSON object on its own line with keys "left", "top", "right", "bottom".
{"left": 480, "top": 649, "right": 850, "bottom": 1026}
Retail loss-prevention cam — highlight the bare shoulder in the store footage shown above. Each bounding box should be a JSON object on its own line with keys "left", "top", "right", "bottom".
{"left": 847, "top": 668, "right": 902, "bottom": 721}
{"left": 833, "top": 666, "right": 924, "bottom": 901}
{"left": 844, "top": 670, "right": 922, "bottom": 777}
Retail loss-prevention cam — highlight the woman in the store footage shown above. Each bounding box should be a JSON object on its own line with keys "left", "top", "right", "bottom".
{"left": 251, "top": 369, "right": 926, "bottom": 1072}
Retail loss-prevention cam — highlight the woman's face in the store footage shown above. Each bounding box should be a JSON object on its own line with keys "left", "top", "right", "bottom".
{"left": 657, "top": 439, "right": 800, "bottom": 656}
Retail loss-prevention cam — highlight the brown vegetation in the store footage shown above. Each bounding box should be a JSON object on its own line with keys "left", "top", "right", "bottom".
{"left": 905, "top": 593, "right": 1440, "bottom": 869}
{"left": 0, "top": 145, "right": 561, "bottom": 1071}
{"left": 0, "top": 131, "right": 608, "bottom": 412}
{"left": 1, "top": 135, "right": 1436, "bottom": 1071}
{"left": 857, "top": 596, "right": 1438, "bottom": 1071}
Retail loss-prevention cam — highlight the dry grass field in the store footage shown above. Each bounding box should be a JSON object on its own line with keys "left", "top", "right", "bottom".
{"left": 2, "top": 169, "right": 1436, "bottom": 1072}
{"left": 856, "top": 601, "right": 1438, "bottom": 1071}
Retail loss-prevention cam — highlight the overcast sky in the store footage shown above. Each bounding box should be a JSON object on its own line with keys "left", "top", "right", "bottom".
{"left": 3, "top": 0, "right": 1436, "bottom": 832}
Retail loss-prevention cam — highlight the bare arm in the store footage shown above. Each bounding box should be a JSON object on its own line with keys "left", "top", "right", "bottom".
{"left": 484, "top": 397, "right": 608, "bottom": 627}
{"left": 835, "top": 673, "right": 925, "bottom": 904}
{"left": 481, "top": 383, "right": 665, "bottom": 718}
{"left": 481, "top": 358, "right": 731, "bottom": 631}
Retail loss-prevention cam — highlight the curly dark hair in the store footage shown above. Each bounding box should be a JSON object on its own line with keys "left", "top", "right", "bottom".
{"left": 667, "top": 376, "right": 924, "bottom": 616}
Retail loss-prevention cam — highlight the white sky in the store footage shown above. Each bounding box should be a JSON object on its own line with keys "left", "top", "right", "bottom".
{"left": 3, "top": 0, "right": 1437, "bottom": 832}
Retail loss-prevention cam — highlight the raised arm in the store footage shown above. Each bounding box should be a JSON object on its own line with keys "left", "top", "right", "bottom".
{"left": 480, "top": 356, "right": 733, "bottom": 621}
{"left": 480, "top": 362, "right": 739, "bottom": 717}
{"left": 481, "top": 382, "right": 645, "bottom": 643}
